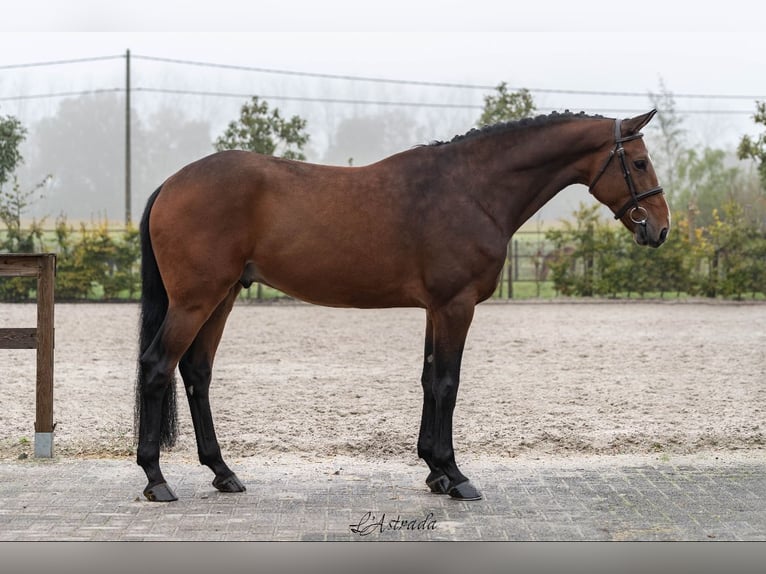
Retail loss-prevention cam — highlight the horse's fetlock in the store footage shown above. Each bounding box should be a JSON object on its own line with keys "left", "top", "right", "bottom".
{"left": 431, "top": 449, "right": 454, "bottom": 469}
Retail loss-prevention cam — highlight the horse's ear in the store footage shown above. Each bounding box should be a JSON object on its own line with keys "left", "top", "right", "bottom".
{"left": 623, "top": 109, "right": 657, "bottom": 135}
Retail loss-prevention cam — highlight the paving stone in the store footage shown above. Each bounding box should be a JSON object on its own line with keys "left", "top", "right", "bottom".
{"left": 1, "top": 455, "right": 765, "bottom": 540}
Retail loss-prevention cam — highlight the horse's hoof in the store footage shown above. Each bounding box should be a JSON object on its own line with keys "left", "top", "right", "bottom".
{"left": 213, "top": 473, "right": 246, "bottom": 493}
{"left": 448, "top": 480, "right": 483, "bottom": 501}
{"left": 143, "top": 482, "right": 178, "bottom": 502}
{"left": 426, "top": 472, "right": 450, "bottom": 494}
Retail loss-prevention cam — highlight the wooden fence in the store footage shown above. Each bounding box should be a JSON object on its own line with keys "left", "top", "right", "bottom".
{"left": 0, "top": 254, "right": 56, "bottom": 457}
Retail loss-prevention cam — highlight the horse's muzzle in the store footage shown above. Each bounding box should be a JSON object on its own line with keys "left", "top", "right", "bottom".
{"left": 636, "top": 224, "right": 669, "bottom": 248}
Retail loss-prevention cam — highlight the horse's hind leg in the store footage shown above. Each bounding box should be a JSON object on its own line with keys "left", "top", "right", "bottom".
{"left": 137, "top": 302, "right": 218, "bottom": 501}
{"left": 178, "top": 284, "right": 245, "bottom": 493}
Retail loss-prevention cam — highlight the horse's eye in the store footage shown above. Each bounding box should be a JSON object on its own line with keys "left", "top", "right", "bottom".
{"left": 633, "top": 159, "right": 648, "bottom": 171}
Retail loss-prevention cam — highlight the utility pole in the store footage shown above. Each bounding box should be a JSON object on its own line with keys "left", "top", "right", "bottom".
{"left": 125, "top": 49, "right": 132, "bottom": 226}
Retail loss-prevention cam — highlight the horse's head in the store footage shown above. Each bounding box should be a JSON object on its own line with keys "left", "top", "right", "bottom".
{"left": 588, "top": 110, "right": 670, "bottom": 247}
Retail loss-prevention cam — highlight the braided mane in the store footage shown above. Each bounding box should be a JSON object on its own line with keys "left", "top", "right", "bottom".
{"left": 430, "top": 110, "right": 606, "bottom": 146}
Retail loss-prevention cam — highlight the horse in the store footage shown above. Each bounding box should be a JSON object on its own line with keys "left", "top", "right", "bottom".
{"left": 135, "top": 110, "right": 670, "bottom": 502}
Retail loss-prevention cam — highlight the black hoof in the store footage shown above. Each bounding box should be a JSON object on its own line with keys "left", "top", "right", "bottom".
{"left": 426, "top": 471, "right": 450, "bottom": 495}
{"left": 448, "top": 480, "right": 482, "bottom": 501}
{"left": 213, "top": 473, "right": 246, "bottom": 493}
{"left": 143, "top": 482, "right": 178, "bottom": 502}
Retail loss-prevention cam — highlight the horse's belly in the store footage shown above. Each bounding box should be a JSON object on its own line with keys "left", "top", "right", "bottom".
{"left": 253, "top": 247, "right": 424, "bottom": 309}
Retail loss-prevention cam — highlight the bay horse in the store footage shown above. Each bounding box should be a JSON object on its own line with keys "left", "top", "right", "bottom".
{"left": 135, "top": 110, "right": 670, "bottom": 502}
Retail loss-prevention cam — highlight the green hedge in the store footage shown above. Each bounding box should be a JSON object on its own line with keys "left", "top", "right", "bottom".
{"left": 545, "top": 202, "right": 766, "bottom": 300}
{"left": 2, "top": 202, "right": 765, "bottom": 302}
{"left": 0, "top": 217, "right": 140, "bottom": 301}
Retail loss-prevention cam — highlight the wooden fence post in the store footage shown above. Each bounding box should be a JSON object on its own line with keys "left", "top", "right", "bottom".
{"left": 35, "top": 254, "right": 55, "bottom": 457}
{"left": 0, "top": 253, "right": 56, "bottom": 458}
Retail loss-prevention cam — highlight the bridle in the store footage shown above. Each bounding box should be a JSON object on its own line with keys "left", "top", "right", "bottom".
{"left": 588, "top": 119, "right": 664, "bottom": 225}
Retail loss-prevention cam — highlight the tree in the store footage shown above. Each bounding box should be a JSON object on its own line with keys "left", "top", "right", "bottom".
{"left": 477, "top": 82, "right": 536, "bottom": 127}
{"left": 322, "top": 111, "right": 429, "bottom": 166}
{"left": 0, "top": 176, "right": 49, "bottom": 300}
{"left": 648, "top": 79, "right": 686, "bottom": 209}
{"left": 675, "top": 147, "right": 741, "bottom": 228}
{"left": 21, "top": 95, "right": 213, "bottom": 222}
{"left": 137, "top": 105, "right": 212, "bottom": 194}
{"left": 26, "top": 93, "right": 125, "bottom": 221}
{"left": 0, "top": 114, "right": 26, "bottom": 188}
{"left": 738, "top": 101, "right": 766, "bottom": 188}
{"left": 0, "top": 112, "right": 49, "bottom": 256}
{"left": 478, "top": 83, "right": 536, "bottom": 298}
{"left": 214, "top": 96, "right": 309, "bottom": 160}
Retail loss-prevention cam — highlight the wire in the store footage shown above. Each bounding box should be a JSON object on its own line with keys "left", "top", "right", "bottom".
{"left": 134, "top": 86, "right": 756, "bottom": 114}
{"left": 3, "top": 52, "right": 765, "bottom": 101}
{"left": 132, "top": 54, "right": 766, "bottom": 101}
{"left": 0, "top": 88, "right": 122, "bottom": 102}
{"left": 132, "top": 54, "right": 496, "bottom": 90}
{"left": 0, "top": 55, "right": 123, "bottom": 70}
{"left": 0, "top": 53, "right": 762, "bottom": 112}
{"left": 0, "top": 85, "right": 756, "bottom": 115}
{"left": 133, "top": 86, "right": 482, "bottom": 109}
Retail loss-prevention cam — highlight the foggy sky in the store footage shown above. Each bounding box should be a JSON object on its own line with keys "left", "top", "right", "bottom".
{"left": 1, "top": 0, "right": 764, "bottom": 224}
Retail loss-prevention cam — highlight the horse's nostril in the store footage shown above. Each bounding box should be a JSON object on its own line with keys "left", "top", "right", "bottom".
{"left": 659, "top": 227, "right": 669, "bottom": 243}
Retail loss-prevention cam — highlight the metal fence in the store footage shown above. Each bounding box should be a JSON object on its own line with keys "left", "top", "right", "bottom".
{"left": 492, "top": 231, "right": 555, "bottom": 299}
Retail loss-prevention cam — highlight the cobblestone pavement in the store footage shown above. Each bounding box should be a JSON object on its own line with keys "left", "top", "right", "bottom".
{"left": 1, "top": 453, "right": 764, "bottom": 541}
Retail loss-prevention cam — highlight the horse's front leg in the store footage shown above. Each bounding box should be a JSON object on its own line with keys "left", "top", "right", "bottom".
{"left": 417, "top": 312, "right": 451, "bottom": 495}
{"left": 427, "top": 298, "right": 482, "bottom": 501}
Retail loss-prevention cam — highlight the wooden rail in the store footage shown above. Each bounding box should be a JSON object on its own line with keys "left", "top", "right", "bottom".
{"left": 0, "top": 253, "right": 56, "bottom": 458}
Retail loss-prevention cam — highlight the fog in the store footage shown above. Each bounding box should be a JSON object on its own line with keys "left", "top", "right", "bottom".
{"left": 1, "top": 8, "right": 764, "bottom": 226}
{"left": 4, "top": 54, "right": 589, "bottom": 224}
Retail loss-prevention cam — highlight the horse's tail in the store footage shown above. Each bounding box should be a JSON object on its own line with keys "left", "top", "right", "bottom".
{"left": 134, "top": 185, "right": 178, "bottom": 449}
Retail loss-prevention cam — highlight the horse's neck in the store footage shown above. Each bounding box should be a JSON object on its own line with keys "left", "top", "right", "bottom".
{"left": 447, "top": 121, "right": 605, "bottom": 237}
